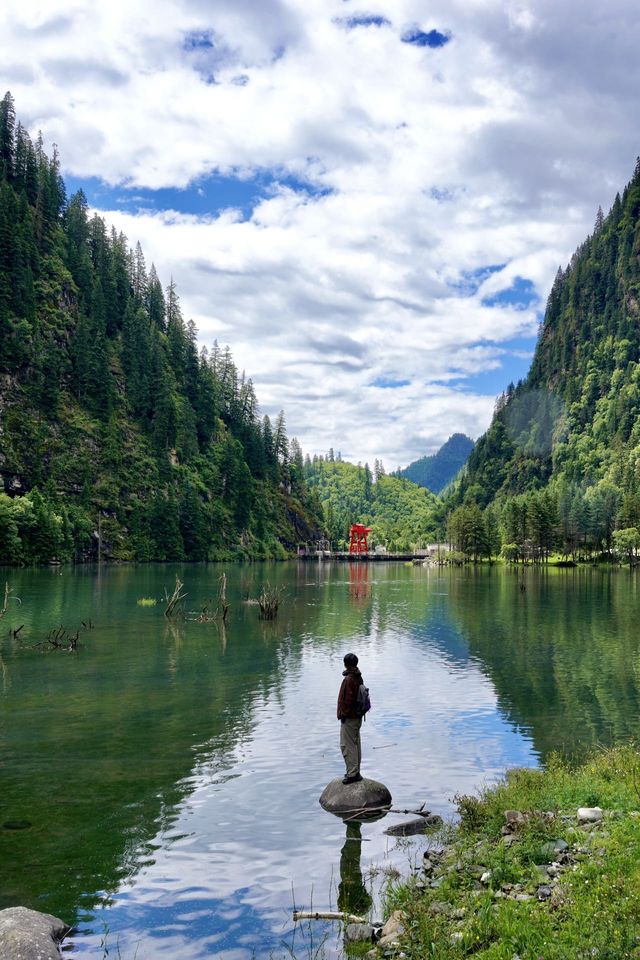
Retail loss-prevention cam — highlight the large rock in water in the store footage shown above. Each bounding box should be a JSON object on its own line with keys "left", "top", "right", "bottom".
{"left": 0, "top": 907, "right": 68, "bottom": 960}
{"left": 319, "top": 777, "right": 392, "bottom": 815}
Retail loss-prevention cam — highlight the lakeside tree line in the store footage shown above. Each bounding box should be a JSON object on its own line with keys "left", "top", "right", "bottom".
{"left": 304, "top": 454, "right": 443, "bottom": 551}
{"left": 0, "top": 92, "right": 321, "bottom": 563}
{"left": 447, "top": 480, "right": 640, "bottom": 563}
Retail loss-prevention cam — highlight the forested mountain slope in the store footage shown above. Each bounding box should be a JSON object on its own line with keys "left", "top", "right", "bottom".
{"left": 0, "top": 93, "right": 322, "bottom": 563}
{"left": 398, "top": 433, "right": 474, "bottom": 493}
{"left": 447, "top": 159, "right": 640, "bottom": 560}
{"left": 305, "top": 455, "right": 443, "bottom": 550}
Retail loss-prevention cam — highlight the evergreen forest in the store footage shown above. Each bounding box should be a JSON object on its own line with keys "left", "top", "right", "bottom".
{"left": 4, "top": 85, "right": 640, "bottom": 568}
{"left": 444, "top": 158, "right": 640, "bottom": 563}
{"left": 306, "top": 160, "right": 640, "bottom": 565}
{"left": 396, "top": 433, "right": 474, "bottom": 494}
{"left": 304, "top": 454, "right": 444, "bottom": 551}
{"left": 0, "top": 93, "right": 322, "bottom": 564}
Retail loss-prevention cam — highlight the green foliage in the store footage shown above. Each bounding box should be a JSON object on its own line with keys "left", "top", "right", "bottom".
{"left": 446, "top": 161, "right": 640, "bottom": 562}
{"left": 612, "top": 526, "right": 640, "bottom": 563}
{"left": 386, "top": 745, "right": 640, "bottom": 960}
{"left": 398, "top": 433, "right": 475, "bottom": 493}
{"left": 305, "top": 456, "right": 441, "bottom": 550}
{"left": 0, "top": 94, "right": 323, "bottom": 564}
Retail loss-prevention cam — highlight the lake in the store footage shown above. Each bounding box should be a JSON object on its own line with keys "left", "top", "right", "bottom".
{"left": 1, "top": 562, "right": 638, "bottom": 958}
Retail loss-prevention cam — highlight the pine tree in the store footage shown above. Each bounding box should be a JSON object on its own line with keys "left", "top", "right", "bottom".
{"left": 147, "top": 264, "right": 166, "bottom": 330}
{"left": 65, "top": 191, "right": 93, "bottom": 303}
{"left": 0, "top": 92, "right": 16, "bottom": 182}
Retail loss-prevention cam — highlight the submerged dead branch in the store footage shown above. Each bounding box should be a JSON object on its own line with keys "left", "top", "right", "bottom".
{"left": 26, "top": 625, "right": 82, "bottom": 652}
{"left": 258, "top": 582, "right": 284, "bottom": 620}
{"left": 18, "top": 619, "right": 93, "bottom": 653}
{"left": 164, "top": 577, "right": 186, "bottom": 618}
{"left": 292, "top": 911, "right": 366, "bottom": 924}
{"left": 218, "top": 573, "right": 229, "bottom": 621}
{"left": 193, "top": 574, "right": 230, "bottom": 623}
{"left": 45, "top": 625, "right": 80, "bottom": 651}
{"left": 0, "top": 582, "right": 21, "bottom": 620}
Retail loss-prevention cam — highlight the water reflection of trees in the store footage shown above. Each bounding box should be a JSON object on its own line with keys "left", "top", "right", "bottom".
{"left": 444, "top": 568, "right": 640, "bottom": 760}
{"left": 4, "top": 562, "right": 638, "bottom": 927}
{"left": 0, "top": 581, "right": 299, "bottom": 921}
{"left": 302, "top": 563, "right": 640, "bottom": 762}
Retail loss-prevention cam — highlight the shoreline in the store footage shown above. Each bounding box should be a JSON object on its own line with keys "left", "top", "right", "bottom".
{"left": 364, "top": 745, "right": 640, "bottom": 960}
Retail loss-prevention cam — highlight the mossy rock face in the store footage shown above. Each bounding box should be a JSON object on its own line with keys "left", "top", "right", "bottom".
{"left": 319, "top": 777, "right": 392, "bottom": 815}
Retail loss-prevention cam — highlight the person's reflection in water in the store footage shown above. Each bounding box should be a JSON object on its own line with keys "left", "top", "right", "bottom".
{"left": 337, "top": 821, "right": 372, "bottom": 917}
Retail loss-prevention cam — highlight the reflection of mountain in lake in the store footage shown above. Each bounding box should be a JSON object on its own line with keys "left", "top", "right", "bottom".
{"left": 3, "top": 561, "right": 636, "bottom": 947}
{"left": 0, "top": 567, "right": 306, "bottom": 923}
{"left": 443, "top": 568, "right": 640, "bottom": 760}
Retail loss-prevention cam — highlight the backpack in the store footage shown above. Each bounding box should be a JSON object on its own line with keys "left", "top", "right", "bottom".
{"left": 356, "top": 682, "right": 371, "bottom": 719}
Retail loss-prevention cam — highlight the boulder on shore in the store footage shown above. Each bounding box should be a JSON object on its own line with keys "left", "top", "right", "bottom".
{"left": 319, "top": 777, "right": 392, "bottom": 815}
{"left": 0, "top": 907, "right": 68, "bottom": 960}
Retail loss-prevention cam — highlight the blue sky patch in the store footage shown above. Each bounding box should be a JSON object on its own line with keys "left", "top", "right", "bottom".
{"left": 430, "top": 186, "right": 456, "bottom": 203}
{"left": 183, "top": 31, "right": 214, "bottom": 51}
{"left": 371, "top": 376, "right": 411, "bottom": 389}
{"left": 64, "top": 170, "right": 331, "bottom": 221}
{"left": 448, "top": 334, "right": 538, "bottom": 397}
{"left": 335, "top": 14, "right": 392, "bottom": 29}
{"left": 401, "top": 28, "right": 451, "bottom": 48}
{"left": 482, "top": 276, "right": 539, "bottom": 309}
{"left": 453, "top": 264, "right": 506, "bottom": 296}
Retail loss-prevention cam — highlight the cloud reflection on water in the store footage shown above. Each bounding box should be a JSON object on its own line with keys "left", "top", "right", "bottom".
{"left": 69, "top": 566, "right": 535, "bottom": 958}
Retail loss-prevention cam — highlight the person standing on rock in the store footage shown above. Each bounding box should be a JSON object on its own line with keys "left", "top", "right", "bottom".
{"left": 337, "top": 652, "right": 364, "bottom": 784}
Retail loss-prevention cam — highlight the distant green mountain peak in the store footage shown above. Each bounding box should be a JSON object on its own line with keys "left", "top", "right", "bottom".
{"left": 398, "top": 433, "right": 475, "bottom": 493}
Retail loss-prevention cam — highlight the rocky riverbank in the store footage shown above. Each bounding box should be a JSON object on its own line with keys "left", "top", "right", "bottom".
{"left": 354, "top": 746, "right": 640, "bottom": 959}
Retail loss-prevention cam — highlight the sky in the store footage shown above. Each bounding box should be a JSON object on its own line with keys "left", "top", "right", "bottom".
{"left": 3, "top": 1, "right": 640, "bottom": 469}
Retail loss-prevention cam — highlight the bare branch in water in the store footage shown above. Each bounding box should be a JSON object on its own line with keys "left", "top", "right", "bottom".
{"left": 0, "top": 582, "right": 21, "bottom": 620}
{"left": 164, "top": 577, "right": 186, "bottom": 618}
{"left": 292, "top": 910, "right": 366, "bottom": 924}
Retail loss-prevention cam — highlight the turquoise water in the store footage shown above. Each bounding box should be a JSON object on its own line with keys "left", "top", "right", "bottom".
{"left": 1, "top": 562, "right": 638, "bottom": 958}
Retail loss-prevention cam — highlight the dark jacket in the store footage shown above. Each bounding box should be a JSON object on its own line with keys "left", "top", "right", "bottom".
{"left": 337, "top": 666, "right": 363, "bottom": 720}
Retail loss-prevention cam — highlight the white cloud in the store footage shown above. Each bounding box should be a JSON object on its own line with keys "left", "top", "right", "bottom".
{"left": 2, "top": 0, "right": 640, "bottom": 466}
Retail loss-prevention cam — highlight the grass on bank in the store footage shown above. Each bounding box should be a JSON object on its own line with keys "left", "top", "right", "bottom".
{"left": 378, "top": 746, "right": 640, "bottom": 960}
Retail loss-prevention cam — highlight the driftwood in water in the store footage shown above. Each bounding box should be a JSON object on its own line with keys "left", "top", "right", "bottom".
{"left": 218, "top": 573, "right": 229, "bottom": 621}
{"left": 19, "top": 620, "right": 92, "bottom": 652}
{"left": 258, "top": 582, "right": 284, "bottom": 620}
{"left": 293, "top": 910, "right": 366, "bottom": 924}
{"left": 0, "top": 582, "right": 21, "bottom": 620}
{"left": 23, "top": 624, "right": 80, "bottom": 653}
{"left": 195, "top": 574, "right": 230, "bottom": 622}
{"left": 164, "top": 577, "right": 186, "bottom": 617}
{"left": 341, "top": 803, "right": 392, "bottom": 822}
{"left": 44, "top": 625, "right": 80, "bottom": 651}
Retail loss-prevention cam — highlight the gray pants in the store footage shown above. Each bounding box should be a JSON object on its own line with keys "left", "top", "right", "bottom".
{"left": 340, "top": 717, "right": 362, "bottom": 777}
